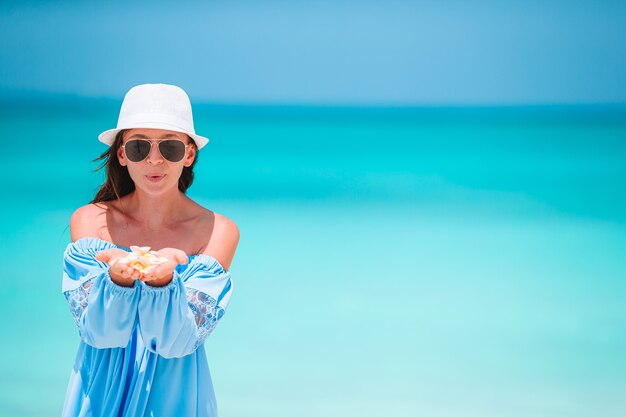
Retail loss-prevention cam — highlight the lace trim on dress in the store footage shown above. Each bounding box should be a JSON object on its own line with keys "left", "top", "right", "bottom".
{"left": 63, "top": 277, "right": 96, "bottom": 327}
{"left": 185, "top": 287, "right": 226, "bottom": 349}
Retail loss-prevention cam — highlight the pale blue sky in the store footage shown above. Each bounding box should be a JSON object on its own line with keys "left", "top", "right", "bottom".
{"left": 0, "top": 0, "right": 625, "bottom": 105}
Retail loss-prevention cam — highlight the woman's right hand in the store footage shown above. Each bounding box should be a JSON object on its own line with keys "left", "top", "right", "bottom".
{"left": 95, "top": 248, "right": 140, "bottom": 287}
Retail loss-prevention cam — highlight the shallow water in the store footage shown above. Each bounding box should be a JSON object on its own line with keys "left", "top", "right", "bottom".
{"left": 1, "top": 99, "right": 625, "bottom": 416}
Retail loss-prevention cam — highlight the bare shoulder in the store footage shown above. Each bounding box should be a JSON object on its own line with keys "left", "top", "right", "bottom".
{"left": 200, "top": 210, "right": 240, "bottom": 272}
{"left": 213, "top": 212, "right": 240, "bottom": 238}
{"left": 69, "top": 202, "right": 108, "bottom": 241}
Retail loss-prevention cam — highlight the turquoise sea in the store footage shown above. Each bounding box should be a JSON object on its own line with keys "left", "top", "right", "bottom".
{"left": 1, "top": 97, "right": 625, "bottom": 416}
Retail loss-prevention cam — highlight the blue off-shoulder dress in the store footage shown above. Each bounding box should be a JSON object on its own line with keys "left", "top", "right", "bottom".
{"left": 61, "top": 237, "right": 234, "bottom": 417}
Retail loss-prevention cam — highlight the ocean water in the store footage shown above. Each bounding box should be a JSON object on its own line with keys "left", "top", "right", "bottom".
{"left": 0, "top": 98, "right": 625, "bottom": 417}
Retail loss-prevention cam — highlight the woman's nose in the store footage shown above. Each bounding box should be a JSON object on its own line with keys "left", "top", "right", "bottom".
{"left": 146, "top": 142, "right": 164, "bottom": 164}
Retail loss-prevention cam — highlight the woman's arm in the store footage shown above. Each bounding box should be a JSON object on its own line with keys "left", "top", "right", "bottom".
{"left": 63, "top": 205, "right": 141, "bottom": 348}
{"left": 63, "top": 242, "right": 140, "bottom": 349}
{"left": 136, "top": 256, "right": 233, "bottom": 358}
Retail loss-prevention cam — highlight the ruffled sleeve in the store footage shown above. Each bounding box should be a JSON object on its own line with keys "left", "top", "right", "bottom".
{"left": 137, "top": 255, "right": 233, "bottom": 359}
{"left": 62, "top": 238, "right": 140, "bottom": 348}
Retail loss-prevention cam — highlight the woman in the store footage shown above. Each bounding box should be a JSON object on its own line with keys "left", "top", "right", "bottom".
{"left": 61, "top": 83, "right": 239, "bottom": 417}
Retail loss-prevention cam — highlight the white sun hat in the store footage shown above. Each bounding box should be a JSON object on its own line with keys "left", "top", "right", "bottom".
{"left": 97, "top": 83, "right": 209, "bottom": 149}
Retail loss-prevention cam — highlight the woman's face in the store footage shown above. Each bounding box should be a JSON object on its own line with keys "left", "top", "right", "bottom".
{"left": 117, "top": 128, "right": 196, "bottom": 194}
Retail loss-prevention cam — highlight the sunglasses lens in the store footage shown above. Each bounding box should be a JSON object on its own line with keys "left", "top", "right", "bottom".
{"left": 159, "top": 140, "right": 186, "bottom": 162}
{"left": 125, "top": 140, "right": 151, "bottom": 162}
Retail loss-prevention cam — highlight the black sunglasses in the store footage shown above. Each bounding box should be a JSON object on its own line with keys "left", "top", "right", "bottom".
{"left": 121, "top": 139, "right": 190, "bottom": 163}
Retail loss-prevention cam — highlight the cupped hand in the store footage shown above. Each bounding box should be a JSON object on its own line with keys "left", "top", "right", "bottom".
{"left": 95, "top": 248, "right": 142, "bottom": 284}
{"left": 137, "top": 248, "right": 189, "bottom": 285}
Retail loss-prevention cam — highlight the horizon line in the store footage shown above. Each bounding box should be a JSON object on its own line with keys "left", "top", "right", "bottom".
{"left": 1, "top": 88, "right": 626, "bottom": 110}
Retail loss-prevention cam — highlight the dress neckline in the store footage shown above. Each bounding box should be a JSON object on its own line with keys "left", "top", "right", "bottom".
{"left": 71, "top": 236, "right": 227, "bottom": 271}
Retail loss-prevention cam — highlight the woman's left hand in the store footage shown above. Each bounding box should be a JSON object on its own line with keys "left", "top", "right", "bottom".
{"left": 139, "top": 248, "right": 189, "bottom": 287}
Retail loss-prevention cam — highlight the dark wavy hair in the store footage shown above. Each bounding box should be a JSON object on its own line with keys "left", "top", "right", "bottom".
{"left": 90, "top": 129, "right": 199, "bottom": 204}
